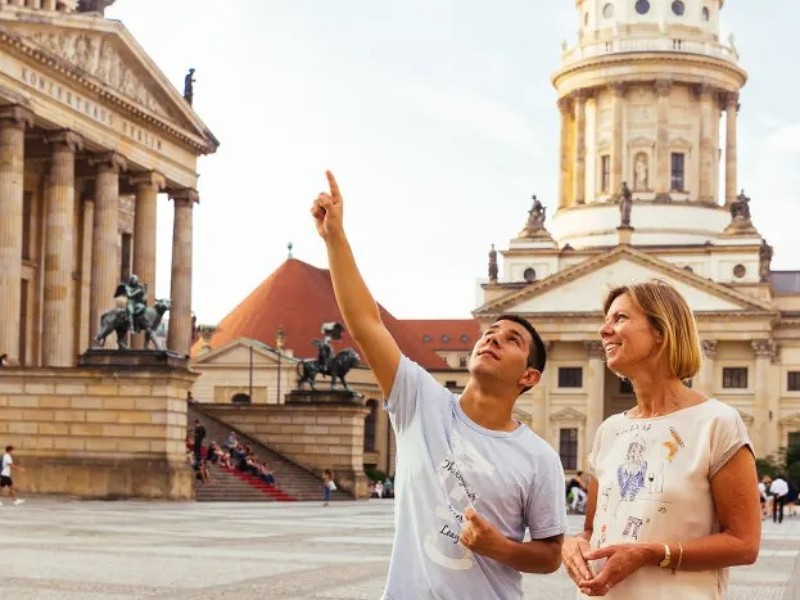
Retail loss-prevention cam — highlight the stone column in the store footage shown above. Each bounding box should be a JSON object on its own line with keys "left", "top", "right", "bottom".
{"left": 584, "top": 340, "right": 605, "bottom": 449}
{"left": 572, "top": 91, "right": 588, "bottom": 204}
{"left": 167, "top": 189, "right": 198, "bottom": 356}
{"left": 696, "top": 339, "right": 717, "bottom": 397}
{"left": 77, "top": 196, "right": 94, "bottom": 354}
{"left": 557, "top": 97, "right": 572, "bottom": 209}
{"left": 0, "top": 106, "right": 33, "bottom": 366}
{"left": 654, "top": 79, "right": 672, "bottom": 201}
{"left": 752, "top": 339, "right": 777, "bottom": 455}
{"left": 609, "top": 83, "right": 626, "bottom": 198}
{"left": 130, "top": 171, "right": 165, "bottom": 349}
{"left": 42, "top": 131, "right": 83, "bottom": 367}
{"left": 724, "top": 92, "right": 739, "bottom": 206}
{"left": 697, "top": 85, "right": 716, "bottom": 202}
{"left": 88, "top": 152, "right": 126, "bottom": 342}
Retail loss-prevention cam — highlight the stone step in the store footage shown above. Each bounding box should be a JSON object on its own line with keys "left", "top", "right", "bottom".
{"left": 189, "top": 405, "right": 349, "bottom": 503}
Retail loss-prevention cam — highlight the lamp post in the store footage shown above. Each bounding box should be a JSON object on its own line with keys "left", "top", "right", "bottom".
{"left": 276, "top": 326, "right": 286, "bottom": 403}
{"left": 248, "top": 341, "right": 254, "bottom": 402}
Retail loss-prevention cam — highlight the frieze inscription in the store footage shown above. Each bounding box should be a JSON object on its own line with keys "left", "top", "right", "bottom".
{"left": 21, "top": 67, "right": 163, "bottom": 152}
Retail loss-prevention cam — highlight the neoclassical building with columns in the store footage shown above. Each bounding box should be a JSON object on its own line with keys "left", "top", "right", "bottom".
{"left": 0, "top": 0, "right": 217, "bottom": 366}
{"left": 477, "top": 0, "right": 800, "bottom": 470}
{"left": 0, "top": 1, "right": 217, "bottom": 499}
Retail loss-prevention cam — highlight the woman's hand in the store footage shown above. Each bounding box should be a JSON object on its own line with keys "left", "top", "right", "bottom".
{"left": 578, "top": 543, "right": 655, "bottom": 596}
{"left": 561, "top": 536, "right": 594, "bottom": 587}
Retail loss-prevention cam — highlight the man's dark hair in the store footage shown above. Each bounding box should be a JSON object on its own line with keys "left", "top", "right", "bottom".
{"left": 5, "top": 445, "right": 13, "bottom": 452}
{"left": 495, "top": 314, "right": 547, "bottom": 373}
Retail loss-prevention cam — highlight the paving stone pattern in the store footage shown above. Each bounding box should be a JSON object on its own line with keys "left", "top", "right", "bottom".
{"left": 0, "top": 499, "right": 796, "bottom": 599}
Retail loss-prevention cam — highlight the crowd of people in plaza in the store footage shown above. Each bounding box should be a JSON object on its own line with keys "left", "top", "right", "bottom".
{"left": 185, "top": 422, "right": 277, "bottom": 488}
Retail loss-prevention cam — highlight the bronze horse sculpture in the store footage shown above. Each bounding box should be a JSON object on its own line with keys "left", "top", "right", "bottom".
{"left": 297, "top": 347, "right": 360, "bottom": 391}
{"left": 93, "top": 298, "right": 171, "bottom": 350}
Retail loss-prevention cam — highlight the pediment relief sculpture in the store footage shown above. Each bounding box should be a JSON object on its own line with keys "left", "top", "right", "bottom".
{"left": 28, "top": 31, "right": 173, "bottom": 119}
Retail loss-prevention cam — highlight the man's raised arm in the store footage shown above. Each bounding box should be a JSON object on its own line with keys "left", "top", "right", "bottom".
{"left": 311, "top": 171, "right": 401, "bottom": 398}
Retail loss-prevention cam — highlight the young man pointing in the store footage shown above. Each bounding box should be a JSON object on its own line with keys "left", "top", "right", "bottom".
{"left": 311, "top": 171, "right": 566, "bottom": 599}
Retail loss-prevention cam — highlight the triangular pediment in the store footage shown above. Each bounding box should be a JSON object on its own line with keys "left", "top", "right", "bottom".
{"left": 550, "top": 408, "right": 586, "bottom": 423}
{"left": 192, "top": 338, "right": 295, "bottom": 367}
{"left": 779, "top": 412, "right": 800, "bottom": 427}
{"left": 475, "top": 246, "right": 774, "bottom": 316}
{"left": 1, "top": 16, "right": 217, "bottom": 153}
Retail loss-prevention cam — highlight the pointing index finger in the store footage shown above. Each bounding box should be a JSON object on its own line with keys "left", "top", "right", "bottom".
{"left": 326, "top": 170, "right": 341, "bottom": 200}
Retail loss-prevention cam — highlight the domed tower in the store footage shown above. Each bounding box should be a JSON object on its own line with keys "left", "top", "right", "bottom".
{"left": 549, "top": 0, "right": 746, "bottom": 248}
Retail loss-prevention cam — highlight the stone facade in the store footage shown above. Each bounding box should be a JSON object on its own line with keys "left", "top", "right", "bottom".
{"left": 0, "top": 3, "right": 217, "bottom": 499}
{"left": 0, "top": 360, "right": 195, "bottom": 498}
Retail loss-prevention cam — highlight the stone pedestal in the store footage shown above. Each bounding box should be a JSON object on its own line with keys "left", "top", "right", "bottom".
{"left": 0, "top": 358, "right": 195, "bottom": 500}
{"left": 617, "top": 226, "right": 633, "bottom": 245}
{"left": 286, "top": 389, "right": 365, "bottom": 406}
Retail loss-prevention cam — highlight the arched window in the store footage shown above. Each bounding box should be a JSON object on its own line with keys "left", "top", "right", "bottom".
{"left": 231, "top": 393, "right": 251, "bottom": 404}
{"left": 364, "top": 400, "right": 378, "bottom": 452}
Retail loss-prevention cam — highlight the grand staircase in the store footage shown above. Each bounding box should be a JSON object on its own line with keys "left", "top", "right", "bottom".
{"left": 189, "top": 405, "right": 350, "bottom": 502}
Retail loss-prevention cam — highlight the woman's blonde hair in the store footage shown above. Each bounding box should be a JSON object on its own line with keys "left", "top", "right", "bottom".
{"left": 603, "top": 280, "right": 702, "bottom": 380}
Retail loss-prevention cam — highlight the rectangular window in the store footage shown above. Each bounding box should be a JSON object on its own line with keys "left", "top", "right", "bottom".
{"left": 670, "top": 152, "right": 685, "bottom": 191}
{"left": 788, "top": 371, "right": 800, "bottom": 391}
{"left": 558, "top": 367, "right": 583, "bottom": 388}
{"left": 601, "top": 155, "right": 611, "bottom": 192}
{"left": 722, "top": 367, "right": 748, "bottom": 389}
{"left": 559, "top": 428, "right": 578, "bottom": 471}
{"left": 459, "top": 355, "right": 468, "bottom": 368}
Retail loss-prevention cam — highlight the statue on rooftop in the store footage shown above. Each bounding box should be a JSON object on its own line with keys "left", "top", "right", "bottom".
{"left": 619, "top": 181, "right": 633, "bottom": 228}
{"left": 519, "top": 194, "right": 548, "bottom": 238}
{"left": 183, "top": 68, "right": 195, "bottom": 106}
{"left": 77, "top": 0, "right": 115, "bottom": 14}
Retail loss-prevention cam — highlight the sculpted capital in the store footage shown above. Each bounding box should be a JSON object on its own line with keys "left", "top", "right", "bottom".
{"left": 130, "top": 171, "right": 166, "bottom": 191}
{"left": 44, "top": 130, "right": 83, "bottom": 153}
{"left": 751, "top": 339, "right": 776, "bottom": 359}
{"left": 609, "top": 82, "right": 627, "bottom": 97}
{"left": 0, "top": 105, "right": 34, "bottom": 129}
{"left": 584, "top": 340, "right": 604, "bottom": 359}
{"left": 654, "top": 79, "right": 672, "bottom": 97}
{"left": 700, "top": 339, "right": 718, "bottom": 359}
{"left": 169, "top": 188, "right": 200, "bottom": 205}
{"left": 89, "top": 151, "right": 127, "bottom": 173}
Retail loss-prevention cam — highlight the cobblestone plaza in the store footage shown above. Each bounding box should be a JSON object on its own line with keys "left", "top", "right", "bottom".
{"left": 2, "top": 499, "right": 797, "bottom": 599}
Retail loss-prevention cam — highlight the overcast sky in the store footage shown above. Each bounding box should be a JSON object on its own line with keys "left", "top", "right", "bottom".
{"left": 106, "top": 1, "right": 800, "bottom": 324}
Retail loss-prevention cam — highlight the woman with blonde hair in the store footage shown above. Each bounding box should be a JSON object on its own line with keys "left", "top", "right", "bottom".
{"left": 561, "top": 280, "right": 760, "bottom": 598}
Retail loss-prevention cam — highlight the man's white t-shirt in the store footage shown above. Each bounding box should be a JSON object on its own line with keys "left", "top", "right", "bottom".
{"left": 382, "top": 356, "right": 567, "bottom": 600}
{"left": 1, "top": 452, "right": 12, "bottom": 477}
{"left": 770, "top": 478, "right": 789, "bottom": 498}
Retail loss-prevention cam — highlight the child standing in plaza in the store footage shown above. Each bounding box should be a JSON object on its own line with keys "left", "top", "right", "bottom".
{"left": 322, "top": 469, "right": 336, "bottom": 506}
{"left": 1, "top": 445, "right": 25, "bottom": 505}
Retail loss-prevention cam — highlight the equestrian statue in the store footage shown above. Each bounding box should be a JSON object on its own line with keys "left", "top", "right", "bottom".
{"left": 92, "top": 274, "right": 170, "bottom": 350}
{"left": 296, "top": 321, "right": 361, "bottom": 391}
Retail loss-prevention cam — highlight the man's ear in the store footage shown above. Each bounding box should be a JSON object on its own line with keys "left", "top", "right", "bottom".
{"left": 519, "top": 368, "right": 541, "bottom": 390}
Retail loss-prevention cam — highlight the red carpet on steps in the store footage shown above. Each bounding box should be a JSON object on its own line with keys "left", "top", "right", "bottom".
{"left": 225, "top": 467, "right": 298, "bottom": 501}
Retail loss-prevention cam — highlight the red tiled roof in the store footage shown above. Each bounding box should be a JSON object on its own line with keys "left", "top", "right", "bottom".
{"left": 191, "top": 258, "right": 448, "bottom": 370}
{"left": 402, "top": 319, "right": 481, "bottom": 351}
